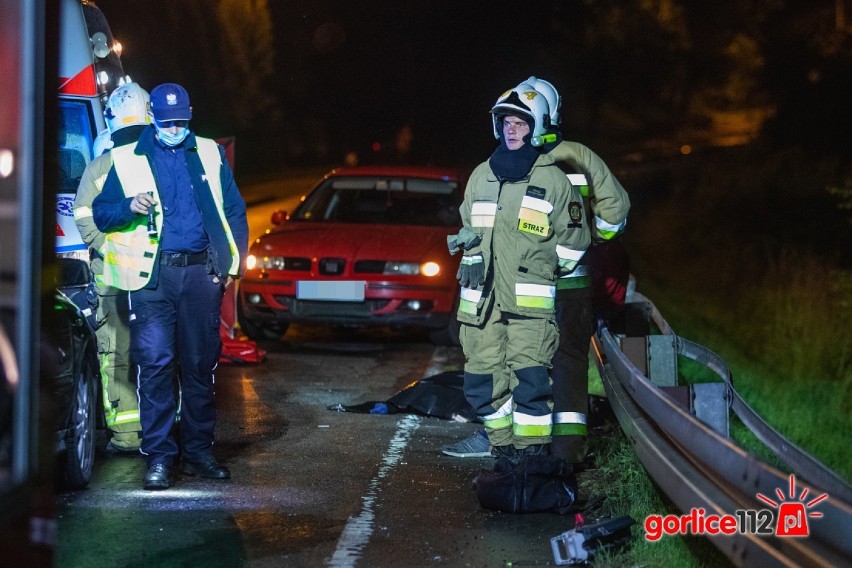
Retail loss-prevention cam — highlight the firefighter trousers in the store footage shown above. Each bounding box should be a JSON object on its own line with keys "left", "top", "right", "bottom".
{"left": 129, "top": 264, "right": 224, "bottom": 467}
{"left": 460, "top": 310, "right": 558, "bottom": 450}
{"left": 551, "top": 290, "right": 596, "bottom": 463}
{"left": 95, "top": 283, "right": 141, "bottom": 450}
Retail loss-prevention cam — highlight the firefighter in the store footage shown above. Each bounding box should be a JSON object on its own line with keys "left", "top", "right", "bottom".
{"left": 526, "top": 76, "right": 630, "bottom": 463}
{"left": 443, "top": 77, "right": 630, "bottom": 464}
{"left": 450, "top": 85, "right": 590, "bottom": 461}
{"left": 92, "top": 83, "right": 248, "bottom": 490}
{"left": 73, "top": 81, "right": 150, "bottom": 455}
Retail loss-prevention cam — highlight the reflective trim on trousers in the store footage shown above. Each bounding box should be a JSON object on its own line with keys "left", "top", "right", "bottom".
{"left": 553, "top": 423, "right": 588, "bottom": 436}
{"left": 553, "top": 412, "right": 588, "bottom": 437}
{"left": 107, "top": 409, "right": 141, "bottom": 428}
{"left": 482, "top": 397, "right": 512, "bottom": 428}
{"left": 513, "top": 411, "right": 553, "bottom": 438}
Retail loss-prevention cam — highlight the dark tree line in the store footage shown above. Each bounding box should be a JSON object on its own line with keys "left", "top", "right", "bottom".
{"left": 98, "top": 0, "right": 850, "bottom": 173}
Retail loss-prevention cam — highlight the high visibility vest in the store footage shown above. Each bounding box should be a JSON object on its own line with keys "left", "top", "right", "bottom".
{"left": 99, "top": 138, "right": 237, "bottom": 290}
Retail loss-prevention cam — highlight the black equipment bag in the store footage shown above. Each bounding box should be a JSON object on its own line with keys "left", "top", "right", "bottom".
{"left": 474, "top": 454, "right": 578, "bottom": 514}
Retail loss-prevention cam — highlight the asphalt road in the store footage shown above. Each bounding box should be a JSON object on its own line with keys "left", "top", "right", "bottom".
{"left": 53, "top": 173, "right": 588, "bottom": 567}
{"left": 54, "top": 326, "right": 585, "bottom": 568}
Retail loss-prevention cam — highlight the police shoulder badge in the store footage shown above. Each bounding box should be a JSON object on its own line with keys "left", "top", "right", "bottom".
{"left": 568, "top": 201, "right": 583, "bottom": 224}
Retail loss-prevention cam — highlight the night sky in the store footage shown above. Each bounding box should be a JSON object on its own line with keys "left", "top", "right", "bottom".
{"left": 93, "top": 0, "right": 850, "bottom": 177}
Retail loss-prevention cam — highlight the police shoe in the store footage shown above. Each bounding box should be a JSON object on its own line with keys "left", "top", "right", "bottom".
{"left": 181, "top": 454, "right": 231, "bottom": 480}
{"left": 143, "top": 463, "right": 174, "bottom": 490}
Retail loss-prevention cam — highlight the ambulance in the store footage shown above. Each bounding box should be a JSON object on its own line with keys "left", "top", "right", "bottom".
{"left": 53, "top": 0, "right": 133, "bottom": 491}
{"left": 57, "top": 0, "right": 129, "bottom": 257}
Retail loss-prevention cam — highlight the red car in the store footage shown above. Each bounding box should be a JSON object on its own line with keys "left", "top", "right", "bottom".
{"left": 238, "top": 166, "right": 466, "bottom": 344}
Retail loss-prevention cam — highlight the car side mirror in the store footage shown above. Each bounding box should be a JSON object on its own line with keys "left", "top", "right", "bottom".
{"left": 271, "top": 210, "right": 287, "bottom": 226}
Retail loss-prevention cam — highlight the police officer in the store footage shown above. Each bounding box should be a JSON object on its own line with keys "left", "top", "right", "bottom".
{"left": 73, "top": 82, "right": 150, "bottom": 455}
{"left": 92, "top": 83, "right": 249, "bottom": 490}
{"left": 451, "top": 85, "right": 590, "bottom": 462}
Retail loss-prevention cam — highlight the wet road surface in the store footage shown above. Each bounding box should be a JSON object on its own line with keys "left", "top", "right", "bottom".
{"left": 55, "top": 325, "right": 585, "bottom": 567}
{"left": 54, "top": 176, "right": 588, "bottom": 567}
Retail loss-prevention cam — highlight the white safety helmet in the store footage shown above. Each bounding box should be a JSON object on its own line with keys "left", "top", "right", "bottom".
{"left": 104, "top": 82, "right": 150, "bottom": 133}
{"left": 490, "top": 86, "right": 551, "bottom": 144}
{"left": 521, "top": 76, "right": 561, "bottom": 127}
{"left": 92, "top": 128, "right": 113, "bottom": 157}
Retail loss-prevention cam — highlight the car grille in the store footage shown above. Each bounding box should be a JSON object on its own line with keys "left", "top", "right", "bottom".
{"left": 319, "top": 257, "right": 345, "bottom": 275}
{"left": 353, "top": 260, "right": 385, "bottom": 274}
{"left": 285, "top": 257, "right": 312, "bottom": 271}
{"left": 274, "top": 297, "right": 390, "bottom": 317}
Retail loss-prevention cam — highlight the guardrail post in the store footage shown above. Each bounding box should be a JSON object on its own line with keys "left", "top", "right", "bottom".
{"left": 620, "top": 335, "right": 678, "bottom": 387}
{"left": 647, "top": 336, "right": 678, "bottom": 387}
{"left": 691, "top": 383, "right": 729, "bottom": 437}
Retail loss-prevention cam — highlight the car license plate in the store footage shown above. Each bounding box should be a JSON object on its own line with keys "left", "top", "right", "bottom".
{"left": 297, "top": 281, "right": 366, "bottom": 302}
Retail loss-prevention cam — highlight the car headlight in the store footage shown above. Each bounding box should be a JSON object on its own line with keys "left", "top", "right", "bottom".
{"left": 420, "top": 262, "right": 440, "bottom": 277}
{"left": 383, "top": 261, "right": 420, "bottom": 275}
{"left": 253, "top": 256, "right": 287, "bottom": 270}
{"left": 246, "top": 254, "right": 257, "bottom": 270}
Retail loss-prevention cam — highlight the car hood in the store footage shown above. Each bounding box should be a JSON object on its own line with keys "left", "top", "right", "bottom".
{"left": 254, "top": 222, "right": 457, "bottom": 261}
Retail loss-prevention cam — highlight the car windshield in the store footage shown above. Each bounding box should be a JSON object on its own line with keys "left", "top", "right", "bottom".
{"left": 293, "top": 176, "right": 461, "bottom": 226}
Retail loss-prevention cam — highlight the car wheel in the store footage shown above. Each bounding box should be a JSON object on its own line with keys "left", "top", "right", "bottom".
{"left": 237, "top": 300, "right": 288, "bottom": 340}
{"left": 63, "top": 346, "right": 97, "bottom": 490}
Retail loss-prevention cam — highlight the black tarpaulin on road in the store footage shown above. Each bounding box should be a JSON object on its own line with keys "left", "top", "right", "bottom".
{"left": 327, "top": 370, "right": 477, "bottom": 422}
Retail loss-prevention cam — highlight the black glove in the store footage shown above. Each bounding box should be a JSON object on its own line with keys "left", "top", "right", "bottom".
{"left": 456, "top": 254, "right": 484, "bottom": 288}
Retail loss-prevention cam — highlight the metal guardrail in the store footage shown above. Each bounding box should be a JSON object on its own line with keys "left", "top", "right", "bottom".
{"left": 594, "top": 292, "right": 852, "bottom": 567}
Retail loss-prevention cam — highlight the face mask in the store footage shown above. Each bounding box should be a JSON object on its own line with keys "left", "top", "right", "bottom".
{"left": 155, "top": 125, "right": 189, "bottom": 147}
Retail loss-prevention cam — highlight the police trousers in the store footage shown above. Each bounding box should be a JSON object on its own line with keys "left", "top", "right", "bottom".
{"left": 460, "top": 309, "right": 558, "bottom": 449}
{"left": 129, "top": 263, "right": 224, "bottom": 466}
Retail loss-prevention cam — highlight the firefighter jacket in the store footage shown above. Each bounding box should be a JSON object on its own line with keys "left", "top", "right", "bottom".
{"left": 457, "top": 152, "right": 590, "bottom": 326}
{"left": 73, "top": 152, "right": 112, "bottom": 276}
{"left": 92, "top": 127, "right": 248, "bottom": 291}
{"left": 549, "top": 141, "right": 630, "bottom": 243}
{"left": 547, "top": 141, "right": 630, "bottom": 291}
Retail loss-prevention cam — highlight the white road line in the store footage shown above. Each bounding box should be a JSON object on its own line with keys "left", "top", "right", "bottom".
{"left": 327, "top": 413, "right": 421, "bottom": 567}
{"left": 327, "top": 346, "right": 446, "bottom": 566}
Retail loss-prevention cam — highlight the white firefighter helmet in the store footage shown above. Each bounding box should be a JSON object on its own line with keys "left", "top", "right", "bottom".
{"left": 104, "top": 82, "right": 150, "bottom": 133}
{"left": 490, "top": 85, "right": 550, "bottom": 144}
{"left": 92, "top": 128, "right": 113, "bottom": 157}
{"left": 521, "top": 76, "right": 561, "bottom": 127}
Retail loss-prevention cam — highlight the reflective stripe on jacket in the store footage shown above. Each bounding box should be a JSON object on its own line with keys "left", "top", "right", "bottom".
{"left": 196, "top": 139, "right": 240, "bottom": 276}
